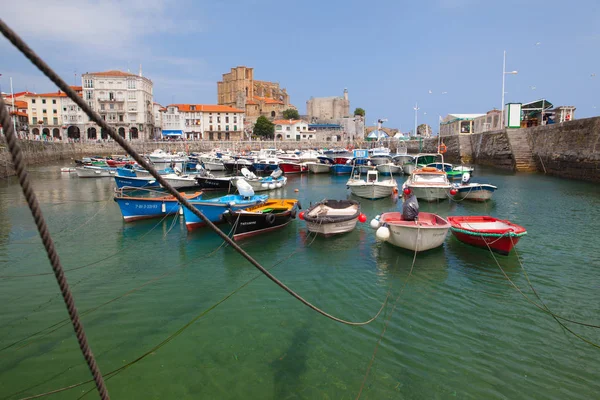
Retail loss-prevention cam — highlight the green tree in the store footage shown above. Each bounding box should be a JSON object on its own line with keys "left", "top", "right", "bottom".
{"left": 253, "top": 116, "right": 275, "bottom": 139}
{"left": 282, "top": 108, "right": 300, "bottom": 120}
{"left": 354, "top": 107, "right": 365, "bottom": 117}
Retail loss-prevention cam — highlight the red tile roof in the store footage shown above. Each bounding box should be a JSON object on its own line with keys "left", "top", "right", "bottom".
{"left": 253, "top": 96, "right": 284, "bottom": 105}
{"left": 87, "top": 70, "right": 137, "bottom": 77}
{"left": 169, "top": 104, "right": 244, "bottom": 113}
{"left": 10, "top": 111, "right": 28, "bottom": 117}
{"left": 5, "top": 91, "right": 36, "bottom": 98}
{"left": 14, "top": 100, "right": 28, "bottom": 108}
{"left": 273, "top": 119, "right": 304, "bottom": 125}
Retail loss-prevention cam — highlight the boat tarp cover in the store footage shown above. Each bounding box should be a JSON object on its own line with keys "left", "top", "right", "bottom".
{"left": 162, "top": 130, "right": 183, "bottom": 136}
{"left": 304, "top": 200, "right": 360, "bottom": 223}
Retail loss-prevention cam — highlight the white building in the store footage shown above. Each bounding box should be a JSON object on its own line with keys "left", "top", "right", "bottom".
{"left": 152, "top": 103, "right": 166, "bottom": 139}
{"left": 273, "top": 119, "right": 315, "bottom": 141}
{"left": 81, "top": 69, "right": 154, "bottom": 141}
{"left": 162, "top": 104, "right": 245, "bottom": 141}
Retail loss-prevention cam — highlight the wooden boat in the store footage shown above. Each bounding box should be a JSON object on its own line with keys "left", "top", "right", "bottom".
{"left": 302, "top": 199, "right": 362, "bottom": 235}
{"left": 222, "top": 199, "right": 299, "bottom": 240}
{"left": 404, "top": 166, "right": 452, "bottom": 201}
{"left": 447, "top": 215, "right": 527, "bottom": 255}
{"left": 347, "top": 169, "right": 398, "bottom": 200}
{"left": 183, "top": 194, "right": 269, "bottom": 231}
{"left": 113, "top": 189, "right": 203, "bottom": 222}
{"left": 373, "top": 212, "right": 450, "bottom": 252}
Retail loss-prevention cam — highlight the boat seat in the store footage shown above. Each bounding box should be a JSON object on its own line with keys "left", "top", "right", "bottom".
{"left": 261, "top": 208, "right": 273, "bottom": 213}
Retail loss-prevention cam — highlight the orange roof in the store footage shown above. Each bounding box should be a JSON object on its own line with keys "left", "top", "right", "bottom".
{"left": 169, "top": 104, "right": 244, "bottom": 113}
{"left": 28, "top": 87, "right": 83, "bottom": 98}
{"left": 71, "top": 86, "right": 82, "bottom": 91}
{"left": 87, "top": 70, "right": 137, "bottom": 77}
{"left": 273, "top": 119, "right": 303, "bottom": 125}
{"left": 5, "top": 91, "right": 36, "bottom": 99}
{"left": 14, "top": 100, "right": 28, "bottom": 108}
{"left": 245, "top": 99, "right": 258, "bottom": 105}
{"left": 10, "top": 111, "right": 28, "bottom": 117}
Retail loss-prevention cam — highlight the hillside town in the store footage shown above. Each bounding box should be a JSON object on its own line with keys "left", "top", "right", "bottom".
{"left": 1, "top": 65, "right": 577, "bottom": 144}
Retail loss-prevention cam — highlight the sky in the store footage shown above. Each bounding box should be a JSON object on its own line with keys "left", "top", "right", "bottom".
{"left": 1, "top": 0, "right": 599, "bottom": 133}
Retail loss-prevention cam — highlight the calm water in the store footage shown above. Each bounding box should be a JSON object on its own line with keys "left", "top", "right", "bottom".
{"left": 0, "top": 163, "right": 599, "bottom": 399}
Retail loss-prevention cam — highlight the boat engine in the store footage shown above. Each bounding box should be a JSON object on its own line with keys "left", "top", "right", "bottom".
{"left": 461, "top": 172, "right": 471, "bottom": 184}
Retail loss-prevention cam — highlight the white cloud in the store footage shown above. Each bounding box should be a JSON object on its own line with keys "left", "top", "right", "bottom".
{"left": 1, "top": 0, "right": 199, "bottom": 55}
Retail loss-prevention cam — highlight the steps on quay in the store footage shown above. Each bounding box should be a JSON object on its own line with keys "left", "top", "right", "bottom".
{"left": 506, "top": 130, "right": 537, "bottom": 172}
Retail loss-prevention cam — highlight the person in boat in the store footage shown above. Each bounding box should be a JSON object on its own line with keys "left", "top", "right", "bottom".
{"left": 402, "top": 188, "right": 419, "bottom": 221}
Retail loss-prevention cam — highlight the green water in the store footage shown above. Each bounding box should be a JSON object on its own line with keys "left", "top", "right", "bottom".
{"left": 0, "top": 164, "right": 599, "bottom": 399}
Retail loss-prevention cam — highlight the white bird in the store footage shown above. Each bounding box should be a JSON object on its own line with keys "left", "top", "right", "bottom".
{"left": 535, "top": 42, "right": 541, "bottom": 46}
{"left": 529, "top": 85, "right": 536, "bottom": 90}
{"left": 591, "top": 73, "right": 596, "bottom": 78}
{"left": 441, "top": 91, "right": 448, "bottom": 95}
{"left": 428, "top": 90, "right": 432, "bottom": 94}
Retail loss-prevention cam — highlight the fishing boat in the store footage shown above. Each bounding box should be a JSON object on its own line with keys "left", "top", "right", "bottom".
{"left": 372, "top": 212, "right": 450, "bottom": 252}
{"left": 278, "top": 162, "right": 308, "bottom": 174}
{"left": 160, "top": 168, "right": 199, "bottom": 189}
{"left": 183, "top": 180, "right": 268, "bottom": 231}
{"left": 223, "top": 158, "right": 253, "bottom": 173}
{"left": 376, "top": 160, "right": 403, "bottom": 175}
{"left": 232, "top": 168, "right": 287, "bottom": 192}
{"left": 194, "top": 168, "right": 235, "bottom": 191}
{"left": 305, "top": 156, "right": 334, "bottom": 174}
{"left": 301, "top": 199, "right": 363, "bottom": 235}
{"left": 453, "top": 165, "right": 474, "bottom": 173}
{"left": 402, "top": 154, "right": 438, "bottom": 175}
{"left": 114, "top": 174, "right": 160, "bottom": 189}
{"left": 404, "top": 166, "right": 452, "bottom": 202}
{"left": 113, "top": 189, "right": 203, "bottom": 222}
{"left": 451, "top": 173, "right": 497, "bottom": 201}
{"left": 147, "top": 149, "right": 187, "bottom": 170}
{"left": 75, "top": 166, "right": 117, "bottom": 178}
{"left": 447, "top": 215, "right": 527, "bottom": 255}
{"left": 202, "top": 156, "right": 226, "bottom": 171}
{"left": 222, "top": 199, "right": 300, "bottom": 240}
{"left": 346, "top": 168, "right": 398, "bottom": 200}
{"left": 426, "top": 162, "right": 464, "bottom": 181}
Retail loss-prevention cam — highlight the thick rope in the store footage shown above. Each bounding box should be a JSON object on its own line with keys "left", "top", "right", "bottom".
{"left": 0, "top": 18, "right": 383, "bottom": 327}
{"left": 0, "top": 97, "right": 109, "bottom": 399}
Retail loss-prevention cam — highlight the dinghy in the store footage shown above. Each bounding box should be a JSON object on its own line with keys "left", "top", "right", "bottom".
{"left": 447, "top": 215, "right": 527, "bottom": 255}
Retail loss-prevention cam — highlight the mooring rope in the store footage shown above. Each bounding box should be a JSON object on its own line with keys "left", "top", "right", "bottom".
{"left": 0, "top": 78, "right": 109, "bottom": 400}
{"left": 0, "top": 18, "right": 386, "bottom": 328}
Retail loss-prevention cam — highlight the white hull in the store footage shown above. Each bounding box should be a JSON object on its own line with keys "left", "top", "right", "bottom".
{"left": 387, "top": 224, "right": 449, "bottom": 251}
{"left": 161, "top": 175, "right": 197, "bottom": 189}
{"left": 76, "top": 167, "right": 116, "bottom": 178}
{"left": 306, "top": 162, "right": 332, "bottom": 174}
{"left": 347, "top": 181, "right": 397, "bottom": 200}
{"left": 204, "top": 161, "right": 225, "bottom": 171}
{"left": 306, "top": 218, "right": 358, "bottom": 235}
{"left": 407, "top": 185, "right": 451, "bottom": 201}
{"left": 369, "top": 156, "right": 391, "bottom": 166}
{"left": 403, "top": 164, "right": 416, "bottom": 175}
{"left": 149, "top": 159, "right": 185, "bottom": 170}
{"left": 453, "top": 184, "right": 496, "bottom": 201}
{"left": 376, "top": 163, "right": 403, "bottom": 175}
{"left": 233, "top": 177, "right": 287, "bottom": 192}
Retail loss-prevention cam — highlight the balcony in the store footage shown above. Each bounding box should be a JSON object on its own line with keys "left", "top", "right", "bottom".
{"left": 98, "top": 98, "right": 125, "bottom": 103}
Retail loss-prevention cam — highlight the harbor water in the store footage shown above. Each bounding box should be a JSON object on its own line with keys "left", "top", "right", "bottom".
{"left": 1, "top": 164, "right": 599, "bottom": 399}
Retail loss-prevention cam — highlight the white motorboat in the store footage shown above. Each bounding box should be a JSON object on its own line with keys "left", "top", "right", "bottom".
{"left": 376, "top": 162, "right": 403, "bottom": 175}
{"left": 451, "top": 173, "right": 497, "bottom": 201}
{"left": 305, "top": 156, "right": 334, "bottom": 174}
{"left": 75, "top": 166, "right": 116, "bottom": 178}
{"left": 372, "top": 212, "right": 450, "bottom": 252}
{"left": 147, "top": 149, "right": 187, "bottom": 170}
{"left": 404, "top": 166, "right": 452, "bottom": 201}
{"left": 160, "top": 168, "right": 198, "bottom": 189}
{"left": 347, "top": 166, "right": 398, "bottom": 200}
{"left": 232, "top": 168, "right": 287, "bottom": 192}
{"left": 203, "top": 157, "right": 226, "bottom": 171}
{"left": 452, "top": 165, "right": 475, "bottom": 173}
{"left": 303, "top": 199, "right": 362, "bottom": 235}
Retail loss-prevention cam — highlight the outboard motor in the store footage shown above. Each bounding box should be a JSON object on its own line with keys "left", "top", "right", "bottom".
{"left": 461, "top": 172, "right": 471, "bottom": 184}
{"left": 270, "top": 169, "right": 283, "bottom": 179}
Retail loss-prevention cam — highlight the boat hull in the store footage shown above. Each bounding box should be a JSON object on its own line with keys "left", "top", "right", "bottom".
{"left": 407, "top": 185, "right": 451, "bottom": 201}
{"left": 76, "top": 167, "right": 116, "bottom": 178}
{"left": 114, "top": 175, "right": 160, "bottom": 189}
{"left": 279, "top": 162, "right": 307, "bottom": 174}
{"left": 304, "top": 199, "right": 361, "bottom": 235}
{"left": 376, "top": 163, "right": 403, "bottom": 175}
{"left": 114, "top": 192, "right": 202, "bottom": 222}
{"left": 161, "top": 176, "right": 198, "bottom": 189}
{"left": 447, "top": 215, "right": 526, "bottom": 255}
{"left": 224, "top": 201, "right": 298, "bottom": 240}
{"left": 195, "top": 176, "right": 234, "bottom": 191}
{"left": 452, "top": 184, "right": 496, "bottom": 201}
{"left": 306, "top": 218, "right": 358, "bottom": 235}
{"left": 381, "top": 212, "right": 450, "bottom": 252}
{"left": 450, "top": 230, "right": 520, "bottom": 255}
{"left": 183, "top": 195, "right": 269, "bottom": 231}
{"left": 348, "top": 182, "right": 397, "bottom": 200}
{"left": 203, "top": 161, "right": 225, "bottom": 171}
{"left": 306, "top": 162, "right": 332, "bottom": 174}
{"left": 331, "top": 164, "right": 353, "bottom": 175}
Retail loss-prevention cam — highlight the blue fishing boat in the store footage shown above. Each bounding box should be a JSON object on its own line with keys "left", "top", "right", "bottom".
{"left": 113, "top": 189, "right": 203, "bottom": 222}
{"left": 183, "top": 179, "right": 268, "bottom": 231}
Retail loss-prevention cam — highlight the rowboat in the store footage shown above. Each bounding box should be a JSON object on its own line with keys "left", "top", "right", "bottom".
{"left": 451, "top": 173, "right": 497, "bottom": 201}
{"left": 346, "top": 169, "right": 398, "bottom": 200}
{"left": 75, "top": 166, "right": 117, "bottom": 178}
{"left": 222, "top": 199, "right": 299, "bottom": 240}
{"left": 447, "top": 215, "right": 527, "bottom": 255}
{"left": 302, "top": 199, "right": 362, "bottom": 235}
{"left": 372, "top": 212, "right": 450, "bottom": 252}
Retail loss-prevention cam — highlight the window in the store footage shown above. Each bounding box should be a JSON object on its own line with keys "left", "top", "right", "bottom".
{"left": 127, "top": 80, "right": 136, "bottom": 89}
{"left": 43, "top": 117, "right": 48, "bottom": 124}
{"left": 32, "top": 99, "right": 36, "bottom": 104}
{"left": 217, "top": 116, "right": 221, "bottom": 123}
{"left": 32, "top": 117, "right": 37, "bottom": 124}
{"left": 128, "top": 92, "right": 136, "bottom": 100}
{"left": 286, "top": 126, "right": 290, "bottom": 131}
{"left": 53, "top": 109, "right": 57, "bottom": 114}
{"left": 218, "top": 132, "right": 222, "bottom": 140}
{"left": 100, "top": 104, "right": 105, "bottom": 110}
{"left": 53, "top": 117, "right": 58, "bottom": 125}
{"left": 63, "top": 107, "right": 67, "bottom": 112}
{"left": 109, "top": 92, "right": 114, "bottom": 101}
{"left": 43, "top": 109, "right": 47, "bottom": 114}
{"left": 233, "top": 116, "right": 237, "bottom": 123}
{"left": 119, "top": 115, "right": 123, "bottom": 122}
{"left": 225, "top": 116, "right": 229, "bottom": 123}
{"left": 218, "top": 125, "right": 221, "bottom": 131}
{"left": 225, "top": 132, "right": 230, "bottom": 140}
{"left": 190, "top": 105, "right": 195, "bottom": 111}
{"left": 209, "top": 117, "right": 213, "bottom": 123}
{"left": 85, "top": 91, "right": 92, "bottom": 100}
{"left": 210, "top": 125, "right": 213, "bottom": 131}
{"left": 276, "top": 125, "right": 282, "bottom": 130}
{"left": 225, "top": 125, "right": 229, "bottom": 131}
{"left": 84, "top": 79, "right": 94, "bottom": 88}
{"left": 234, "top": 125, "right": 237, "bottom": 131}
{"left": 52, "top": 99, "right": 56, "bottom": 104}
{"left": 109, "top": 103, "right": 114, "bottom": 110}
{"left": 42, "top": 99, "right": 46, "bottom": 104}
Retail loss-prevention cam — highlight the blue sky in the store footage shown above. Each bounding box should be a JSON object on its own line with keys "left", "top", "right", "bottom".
{"left": 1, "top": 0, "right": 598, "bottom": 132}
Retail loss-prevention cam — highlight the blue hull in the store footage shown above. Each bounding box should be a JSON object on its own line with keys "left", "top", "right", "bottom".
{"left": 252, "top": 163, "right": 279, "bottom": 173}
{"left": 184, "top": 194, "right": 269, "bottom": 231}
{"left": 114, "top": 196, "right": 193, "bottom": 222}
{"left": 114, "top": 175, "right": 160, "bottom": 189}
{"left": 331, "top": 164, "right": 353, "bottom": 175}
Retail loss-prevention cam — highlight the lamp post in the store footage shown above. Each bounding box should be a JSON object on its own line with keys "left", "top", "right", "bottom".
{"left": 501, "top": 50, "right": 518, "bottom": 127}
{"left": 413, "top": 102, "right": 419, "bottom": 137}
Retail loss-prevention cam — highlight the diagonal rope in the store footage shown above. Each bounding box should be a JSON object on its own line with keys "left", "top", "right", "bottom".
{"left": 0, "top": 91, "right": 109, "bottom": 399}
{"left": 0, "top": 18, "right": 384, "bottom": 327}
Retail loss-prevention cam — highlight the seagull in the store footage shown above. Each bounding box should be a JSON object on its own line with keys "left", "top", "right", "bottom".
{"left": 529, "top": 85, "right": 536, "bottom": 90}
{"left": 591, "top": 73, "right": 596, "bottom": 78}
{"left": 428, "top": 90, "right": 432, "bottom": 94}
{"left": 535, "top": 42, "right": 541, "bottom": 46}
{"left": 441, "top": 91, "right": 448, "bottom": 95}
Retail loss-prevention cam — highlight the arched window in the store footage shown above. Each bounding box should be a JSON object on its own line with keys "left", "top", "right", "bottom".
{"left": 87, "top": 127, "right": 97, "bottom": 139}
{"left": 118, "top": 127, "right": 125, "bottom": 138}
{"left": 271, "top": 111, "right": 276, "bottom": 117}
{"left": 52, "top": 128, "right": 60, "bottom": 139}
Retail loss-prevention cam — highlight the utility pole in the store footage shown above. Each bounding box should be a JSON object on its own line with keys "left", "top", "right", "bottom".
{"left": 413, "top": 102, "right": 419, "bottom": 137}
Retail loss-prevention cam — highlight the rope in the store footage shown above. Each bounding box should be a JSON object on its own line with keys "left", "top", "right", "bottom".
{"left": 356, "top": 225, "right": 421, "bottom": 399}
{"left": 0, "top": 19, "right": 383, "bottom": 327}
{"left": 0, "top": 90, "right": 108, "bottom": 399}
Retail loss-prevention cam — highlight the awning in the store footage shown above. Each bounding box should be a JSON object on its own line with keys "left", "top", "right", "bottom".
{"left": 162, "top": 130, "right": 183, "bottom": 136}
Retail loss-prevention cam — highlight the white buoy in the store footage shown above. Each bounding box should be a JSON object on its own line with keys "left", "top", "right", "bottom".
{"left": 179, "top": 206, "right": 183, "bottom": 215}
{"left": 276, "top": 182, "right": 283, "bottom": 188}
{"left": 376, "top": 226, "right": 390, "bottom": 241}
{"left": 161, "top": 203, "right": 166, "bottom": 213}
{"left": 370, "top": 219, "right": 381, "bottom": 229}
{"left": 269, "top": 183, "right": 276, "bottom": 190}
{"left": 261, "top": 183, "right": 269, "bottom": 188}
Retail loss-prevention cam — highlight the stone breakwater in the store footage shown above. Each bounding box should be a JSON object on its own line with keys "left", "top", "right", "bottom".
{"left": 1, "top": 116, "right": 599, "bottom": 182}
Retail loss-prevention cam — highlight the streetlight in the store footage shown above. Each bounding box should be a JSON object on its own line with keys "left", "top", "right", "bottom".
{"left": 501, "top": 50, "right": 518, "bottom": 127}
{"left": 413, "top": 102, "right": 419, "bottom": 137}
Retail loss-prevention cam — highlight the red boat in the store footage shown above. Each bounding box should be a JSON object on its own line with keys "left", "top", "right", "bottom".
{"left": 278, "top": 162, "right": 307, "bottom": 174}
{"left": 447, "top": 215, "right": 527, "bottom": 255}
{"left": 106, "top": 159, "right": 135, "bottom": 167}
